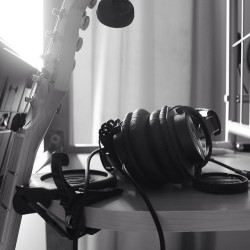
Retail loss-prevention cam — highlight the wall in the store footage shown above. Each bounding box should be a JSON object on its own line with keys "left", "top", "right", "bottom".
{"left": 71, "top": 0, "right": 194, "bottom": 145}
{"left": 16, "top": 215, "right": 46, "bottom": 250}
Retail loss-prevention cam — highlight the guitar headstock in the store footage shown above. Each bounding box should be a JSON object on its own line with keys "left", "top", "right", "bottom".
{"left": 42, "top": 0, "right": 97, "bottom": 90}
{"left": 0, "top": 2, "right": 98, "bottom": 249}
{"left": 25, "top": 0, "right": 97, "bottom": 121}
{"left": 27, "top": 0, "right": 97, "bottom": 109}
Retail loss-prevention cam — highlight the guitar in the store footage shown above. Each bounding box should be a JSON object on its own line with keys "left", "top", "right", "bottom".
{"left": 0, "top": 0, "right": 96, "bottom": 249}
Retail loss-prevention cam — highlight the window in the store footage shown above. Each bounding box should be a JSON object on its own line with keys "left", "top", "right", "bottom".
{"left": 0, "top": 0, "right": 43, "bottom": 69}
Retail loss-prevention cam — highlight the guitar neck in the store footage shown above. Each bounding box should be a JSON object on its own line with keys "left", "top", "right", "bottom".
{"left": 0, "top": 0, "right": 94, "bottom": 248}
{"left": 0, "top": 133, "right": 37, "bottom": 250}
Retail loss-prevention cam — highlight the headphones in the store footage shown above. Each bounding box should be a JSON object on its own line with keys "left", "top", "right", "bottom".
{"left": 99, "top": 105, "right": 221, "bottom": 188}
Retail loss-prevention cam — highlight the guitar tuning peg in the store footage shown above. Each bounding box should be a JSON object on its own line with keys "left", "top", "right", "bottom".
{"left": 88, "top": 0, "right": 97, "bottom": 9}
{"left": 32, "top": 74, "right": 40, "bottom": 83}
{"left": 45, "top": 30, "right": 52, "bottom": 38}
{"left": 24, "top": 97, "right": 32, "bottom": 103}
{"left": 45, "top": 30, "right": 59, "bottom": 41}
{"left": 52, "top": 8, "right": 60, "bottom": 16}
{"left": 52, "top": 8, "right": 66, "bottom": 20}
{"left": 41, "top": 69, "right": 50, "bottom": 80}
{"left": 40, "top": 53, "right": 50, "bottom": 62}
{"left": 56, "top": 103, "right": 63, "bottom": 114}
{"left": 76, "top": 37, "right": 83, "bottom": 52}
{"left": 80, "top": 12, "right": 90, "bottom": 31}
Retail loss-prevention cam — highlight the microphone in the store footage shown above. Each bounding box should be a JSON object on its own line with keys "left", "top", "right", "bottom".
{"left": 96, "top": 0, "right": 134, "bottom": 28}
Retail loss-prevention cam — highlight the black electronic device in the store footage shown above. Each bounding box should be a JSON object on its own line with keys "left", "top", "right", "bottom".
{"left": 193, "top": 172, "right": 248, "bottom": 194}
{"left": 96, "top": 0, "right": 134, "bottom": 28}
{"left": 14, "top": 152, "right": 122, "bottom": 240}
{"left": 99, "top": 105, "right": 220, "bottom": 187}
{"left": 98, "top": 105, "right": 249, "bottom": 194}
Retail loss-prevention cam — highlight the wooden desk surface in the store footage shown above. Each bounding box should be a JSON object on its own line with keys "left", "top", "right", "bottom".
{"left": 48, "top": 151, "right": 250, "bottom": 233}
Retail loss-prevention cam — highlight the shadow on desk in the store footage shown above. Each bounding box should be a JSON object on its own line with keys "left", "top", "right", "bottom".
{"left": 76, "top": 230, "right": 250, "bottom": 250}
{"left": 47, "top": 224, "right": 250, "bottom": 250}
{"left": 46, "top": 152, "right": 250, "bottom": 250}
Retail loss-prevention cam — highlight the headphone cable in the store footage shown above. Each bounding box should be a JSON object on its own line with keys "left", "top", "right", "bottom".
{"left": 210, "top": 158, "right": 250, "bottom": 179}
{"left": 73, "top": 150, "right": 166, "bottom": 250}
{"left": 122, "top": 164, "right": 166, "bottom": 250}
{"left": 73, "top": 148, "right": 101, "bottom": 250}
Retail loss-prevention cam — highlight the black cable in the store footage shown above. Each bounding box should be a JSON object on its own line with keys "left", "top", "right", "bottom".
{"left": 73, "top": 238, "right": 78, "bottom": 250}
{"left": 73, "top": 150, "right": 165, "bottom": 250}
{"left": 73, "top": 148, "right": 101, "bottom": 250}
{"left": 122, "top": 164, "right": 166, "bottom": 250}
{"left": 210, "top": 158, "right": 250, "bottom": 179}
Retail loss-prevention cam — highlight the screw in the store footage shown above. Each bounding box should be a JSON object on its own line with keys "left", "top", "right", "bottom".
{"left": 81, "top": 15, "right": 90, "bottom": 31}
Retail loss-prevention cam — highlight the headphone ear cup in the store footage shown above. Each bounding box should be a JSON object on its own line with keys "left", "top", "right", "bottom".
{"left": 172, "top": 106, "right": 212, "bottom": 168}
{"left": 165, "top": 106, "right": 213, "bottom": 178}
{"left": 173, "top": 112, "right": 205, "bottom": 164}
{"left": 159, "top": 106, "right": 195, "bottom": 181}
{"left": 148, "top": 110, "right": 183, "bottom": 182}
{"left": 113, "top": 112, "right": 152, "bottom": 187}
{"left": 128, "top": 109, "right": 167, "bottom": 187}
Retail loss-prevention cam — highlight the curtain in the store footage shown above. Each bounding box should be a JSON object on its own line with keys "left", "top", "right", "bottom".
{"left": 191, "top": 0, "right": 227, "bottom": 140}
{"left": 71, "top": 0, "right": 193, "bottom": 145}
{"left": 71, "top": 0, "right": 228, "bottom": 250}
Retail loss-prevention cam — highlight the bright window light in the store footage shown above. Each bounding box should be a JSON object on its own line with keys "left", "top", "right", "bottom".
{"left": 0, "top": 0, "right": 43, "bottom": 69}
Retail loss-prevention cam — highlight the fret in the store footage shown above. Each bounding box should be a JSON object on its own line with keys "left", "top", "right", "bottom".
{"left": 0, "top": 77, "right": 7, "bottom": 109}
{"left": 0, "top": 205, "right": 9, "bottom": 244}
{"left": 7, "top": 170, "right": 17, "bottom": 175}
{"left": 0, "top": 133, "right": 14, "bottom": 176}
{"left": 0, "top": 134, "right": 9, "bottom": 174}
{"left": 0, "top": 133, "right": 24, "bottom": 211}
{"left": 1, "top": 202, "right": 10, "bottom": 212}
{"left": 1, "top": 171, "right": 16, "bottom": 210}
{"left": 7, "top": 134, "right": 23, "bottom": 173}
{"left": 0, "top": 212, "right": 21, "bottom": 250}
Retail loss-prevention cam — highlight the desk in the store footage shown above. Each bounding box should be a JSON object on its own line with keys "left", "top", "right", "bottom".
{"left": 48, "top": 151, "right": 250, "bottom": 234}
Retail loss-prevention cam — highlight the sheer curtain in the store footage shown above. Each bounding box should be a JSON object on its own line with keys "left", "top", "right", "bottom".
{"left": 75, "top": 0, "right": 194, "bottom": 249}
{"left": 71, "top": 0, "right": 228, "bottom": 250}
{"left": 191, "top": 0, "right": 226, "bottom": 140}
{"left": 71, "top": 0, "right": 193, "bottom": 145}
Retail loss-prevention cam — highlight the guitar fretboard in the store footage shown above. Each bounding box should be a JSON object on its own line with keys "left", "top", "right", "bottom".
{"left": 0, "top": 132, "right": 24, "bottom": 246}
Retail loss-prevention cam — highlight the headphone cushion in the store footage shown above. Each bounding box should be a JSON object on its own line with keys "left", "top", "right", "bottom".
{"left": 116, "top": 112, "right": 153, "bottom": 186}
{"left": 148, "top": 109, "right": 182, "bottom": 182}
{"left": 159, "top": 106, "right": 192, "bottom": 181}
{"left": 129, "top": 109, "right": 166, "bottom": 186}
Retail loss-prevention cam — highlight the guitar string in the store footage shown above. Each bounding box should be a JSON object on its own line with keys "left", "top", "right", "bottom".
{"left": 23, "top": 1, "right": 62, "bottom": 115}
{"left": 0, "top": 131, "right": 16, "bottom": 244}
{"left": 0, "top": 133, "right": 26, "bottom": 248}
{"left": 23, "top": 80, "right": 38, "bottom": 115}
{"left": 0, "top": 1, "right": 86, "bottom": 247}
{"left": 0, "top": 1, "right": 62, "bottom": 244}
{"left": 0, "top": 133, "right": 23, "bottom": 207}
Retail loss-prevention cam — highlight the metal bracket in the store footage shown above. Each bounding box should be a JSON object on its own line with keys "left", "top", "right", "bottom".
{"left": 10, "top": 113, "right": 26, "bottom": 132}
{"left": 13, "top": 152, "right": 122, "bottom": 240}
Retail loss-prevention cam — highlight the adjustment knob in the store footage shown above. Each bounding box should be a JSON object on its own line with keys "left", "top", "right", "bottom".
{"left": 80, "top": 13, "right": 90, "bottom": 30}
{"left": 52, "top": 8, "right": 60, "bottom": 16}
{"left": 52, "top": 8, "right": 66, "bottom": 20}
{"left": 76, "top": 37, "right": 83, "bottom": 52}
